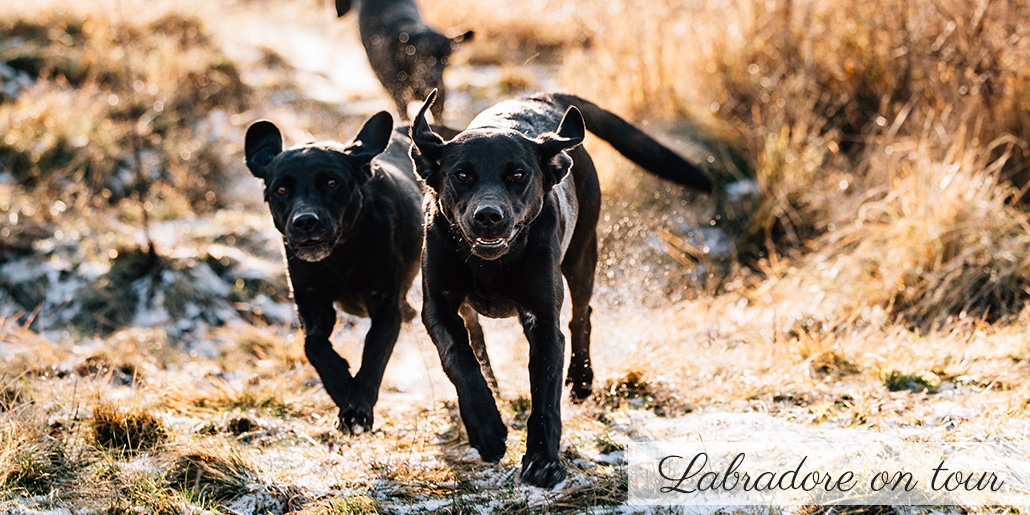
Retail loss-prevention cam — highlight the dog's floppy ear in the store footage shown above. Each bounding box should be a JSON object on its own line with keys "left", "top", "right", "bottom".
{"left": 344, "top": 110, "right": 394, "bottom": 184}
{"left": 537, "top": 106, "right": 585, "bottom": 187}
{"left": 449, "top": 30, "right": 474, "bottom": 45}
{"left": 410, "top": 90, "right": 447, "bottom": 188}
{"left": 245, "top": 120, "right": 284, "bottom": 181}
{"left": 335, "top": 0, "right": 352, "bottom": 17}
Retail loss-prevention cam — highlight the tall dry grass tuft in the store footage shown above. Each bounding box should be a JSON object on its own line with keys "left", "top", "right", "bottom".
{"left": 90, "top": 401, "right": 167, "bottom": 453}
{"left": 809, "top": 131, "right": 1030, "bottom": 327}
{"left": 0, "top": 405, "right": 70, "bottom": 496}
{"left": 562, "top": 0, "right": 1030, "bottom": 322}
{"left": 561, "top": 0, "right": 700, "bottom": 119}
{"left": 0, "top": 10, "right": 248, "bottom": 218}
{"left": 165, "top": 443, "right": 260, "bottom": 506}
{"left": 707, "top": 0, "right": 1030, "bottom": 251}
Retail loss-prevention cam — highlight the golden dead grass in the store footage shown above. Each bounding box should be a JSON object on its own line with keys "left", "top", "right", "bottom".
{"left": 555, "top": 0, "right": 1030, "bottom": 328}
{"left": 90, "top": 401, "right": 167, "bottom": 453}
{"left": 0, "top": 6, "right": 247, "bottom": 222}
{"left": 165, "top": 442, "right": 259, "bottom": 505}
{"left": 3, "top": 0, "right": 1030, "bottom": 512}
{"left": 420, "top": 0, "right": 591, "bottom": 66}
{"left": 0, "top": 405, "right": 61, "bottom": 496}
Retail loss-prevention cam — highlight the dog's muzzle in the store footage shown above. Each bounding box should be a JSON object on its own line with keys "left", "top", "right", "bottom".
{"left": 462, "top": 203, "right": 518, "bottom": 259}
{"left": 286, "top": 212, "right": 336, "bottom": 262}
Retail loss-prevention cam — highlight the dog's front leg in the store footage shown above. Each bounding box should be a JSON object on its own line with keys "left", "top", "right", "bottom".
{"left": 295, "top": 293, "right": 355, "bottom": 429}
{"left": 422, "top": 287, "right": 507, "bottom": 461}
{"left": 344, "top": 301, "right": 403, "bottom": 434}
{"left": 519, "top": 306, "right": 567, "bottom": 489}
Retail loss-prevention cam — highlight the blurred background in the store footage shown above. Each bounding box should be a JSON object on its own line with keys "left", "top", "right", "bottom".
{"left": 2, "top": 0, "right": 1030, "bottom": 512}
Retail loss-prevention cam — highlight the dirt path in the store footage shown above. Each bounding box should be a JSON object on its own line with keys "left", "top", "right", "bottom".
{"left": 3, "top": 2, "right": 1008, "bottom": 513}
{"left": 183, "top": 6, "right": 963, "bottom": 513}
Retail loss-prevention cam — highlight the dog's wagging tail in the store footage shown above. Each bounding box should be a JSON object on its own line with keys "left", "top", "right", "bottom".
{"left": 550, "top": 93, "right": 713, "bottom": 193}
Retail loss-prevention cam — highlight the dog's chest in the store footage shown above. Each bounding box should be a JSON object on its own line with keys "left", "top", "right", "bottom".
{"left": 289, "top": 257, "right": 375, "bottom": 318}
{"left": 553, "top": 175, "right": 578, "bottom": 259}
{"left": 463, "top": 268, "right": 519, "bottom": 319}
{"left": 466, "top": 293, "right": 518, "bottom": 319}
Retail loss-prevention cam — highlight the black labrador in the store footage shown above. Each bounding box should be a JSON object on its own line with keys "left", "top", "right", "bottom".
{"left": 244, "top": 112, "right": 485, "bottom": 434}
{"left": 336, "top": 0, "right": 473, "bottom": 119}
{"left": 410, "top": 91, "right": 712, "bottom": 488}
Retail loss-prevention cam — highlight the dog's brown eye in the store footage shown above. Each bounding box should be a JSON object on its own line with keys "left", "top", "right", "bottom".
{"left": 511, "top": 170, "right": 525, "bottom": 182}
{"left": 454, "top": 170, "right": 470, "bottom": 182}
{"left": 326, "top": 179, "right": 337, "bottom": 189}
{"left": 275, "top": 185, "right": 289, "bottom": 196}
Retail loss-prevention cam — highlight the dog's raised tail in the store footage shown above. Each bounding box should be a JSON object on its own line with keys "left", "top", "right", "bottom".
{"left": 548, "top": 94, "right": 713, "bottom": 193}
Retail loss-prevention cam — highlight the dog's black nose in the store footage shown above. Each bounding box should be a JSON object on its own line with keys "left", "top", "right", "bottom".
{"left": 291, "top": 213, "right": 320, "bottom": 231}
{"left": 473, "top": 205, "right": 504, "bottom": 227}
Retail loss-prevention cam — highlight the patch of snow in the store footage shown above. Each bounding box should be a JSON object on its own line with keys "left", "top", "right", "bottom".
{"left": 223, "top": 492, "right": 288, "bottom": 515}
{"left": 250, "top": 294, "right": 296, "bottom": 325}
{"left": 0, "top": 499, "right": 72, "bottom": 515}
{"left": 725, "top": 179, "right": 760, "bottom": 203}
{"left": 0, "top": 62, "right": 35, "bottom": 99}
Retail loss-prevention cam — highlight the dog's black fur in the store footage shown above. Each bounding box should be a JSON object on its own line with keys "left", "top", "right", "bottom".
{"left": 336, "top": 0, "right": 473, "bottom": 120}
{"left": 244, "top": 113, "right": 425, "bottom": 434}
{"left": 410, "top": 91, "right": 712, "bottom": 488}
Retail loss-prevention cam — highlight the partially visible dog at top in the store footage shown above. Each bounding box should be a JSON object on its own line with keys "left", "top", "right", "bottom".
{"left": 410, "top": 89, "right": 712, "bottom": 488}
{"left": 244, "top": 112, "right": 490, "bottom": 434}
{"left": 335, "top": 0, "right": 473, "bottom": 120}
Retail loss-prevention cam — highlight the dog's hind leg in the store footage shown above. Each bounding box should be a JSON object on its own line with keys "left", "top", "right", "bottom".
{"left": 562, "top": 150, "right": 601, "bottom": 402}
{"left": 460, "top": 302, "right": 498, "bottom": 394}
{"left": 400, "top": 299, "right": 417, "bottom": 323}
{"left": 562, "top": 232, "right": 597, "bottom": 402}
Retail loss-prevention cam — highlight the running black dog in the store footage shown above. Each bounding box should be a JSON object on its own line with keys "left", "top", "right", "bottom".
{"left": 336, "top": 0, "right": 473, "bottom": 119}
{"left": 410, "top": 91, "right": 712, "bottom": 488}
{"left": 245, "top": 113, "right": 488, "bottom": 434}
{"left": 244, "top": 113, "right": 427, "bottom": 434}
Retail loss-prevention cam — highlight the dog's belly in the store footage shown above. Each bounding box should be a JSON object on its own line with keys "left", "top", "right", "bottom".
{"left": 466, "top": 294, "right": 517, "bottom": 319}
{"left": 335, "top": 297, "right": 369, "bottom": 319}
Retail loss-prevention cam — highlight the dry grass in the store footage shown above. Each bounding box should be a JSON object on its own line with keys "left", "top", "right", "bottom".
{"left": 557, "top": 0, "right": 1030, "bottom": 326}
{"left": 290, "top": 495, "right": 381, "bottom": 514}
{"left": 4, "top": 0, "right": 1030, "bottom": 513}
{"left": 0, "top": 8, "right": 247, "bottom": 227}
{"left": 421, "top": 0, "right": 591, "bottom": 66}
{"left": 90, "top": 401, "right": 167, "bottom": 453}
{"left": 165, "top": 443, "right": 259, "bottom": 505}
{"left": 0, "top": 406, "right": 64, "bottom": 496}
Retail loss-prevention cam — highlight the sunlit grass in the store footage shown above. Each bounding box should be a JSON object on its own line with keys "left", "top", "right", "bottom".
{"left": 2, "top": 0, "right": 1030, "bottom": 512}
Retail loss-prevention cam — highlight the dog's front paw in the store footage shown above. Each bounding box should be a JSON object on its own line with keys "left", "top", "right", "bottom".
{"left": 337, "top": 403, "right": 374, "bottom": 435}
{"left": 465, "top": 414, "right": 507, "bottom": 462}
{"left": 519, "top": 454, "right": 567, "bottom": 488}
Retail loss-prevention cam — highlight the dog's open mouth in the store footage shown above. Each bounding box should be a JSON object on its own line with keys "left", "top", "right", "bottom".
{"left": 474, "top": 237, "right": 506, "bottom": 247}
{"left": 469, "top": 227, "right": 520, "bottom": 258}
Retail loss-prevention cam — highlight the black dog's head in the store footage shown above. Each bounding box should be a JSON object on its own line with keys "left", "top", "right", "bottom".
{"left": 395, "top": 29, "right": 473, "bottom": 119}
{"left": 410, "top": 91, "right": 584, "bottom": 260}
{"left": 245, "top": 112, "right": 394, "bottom": 262}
